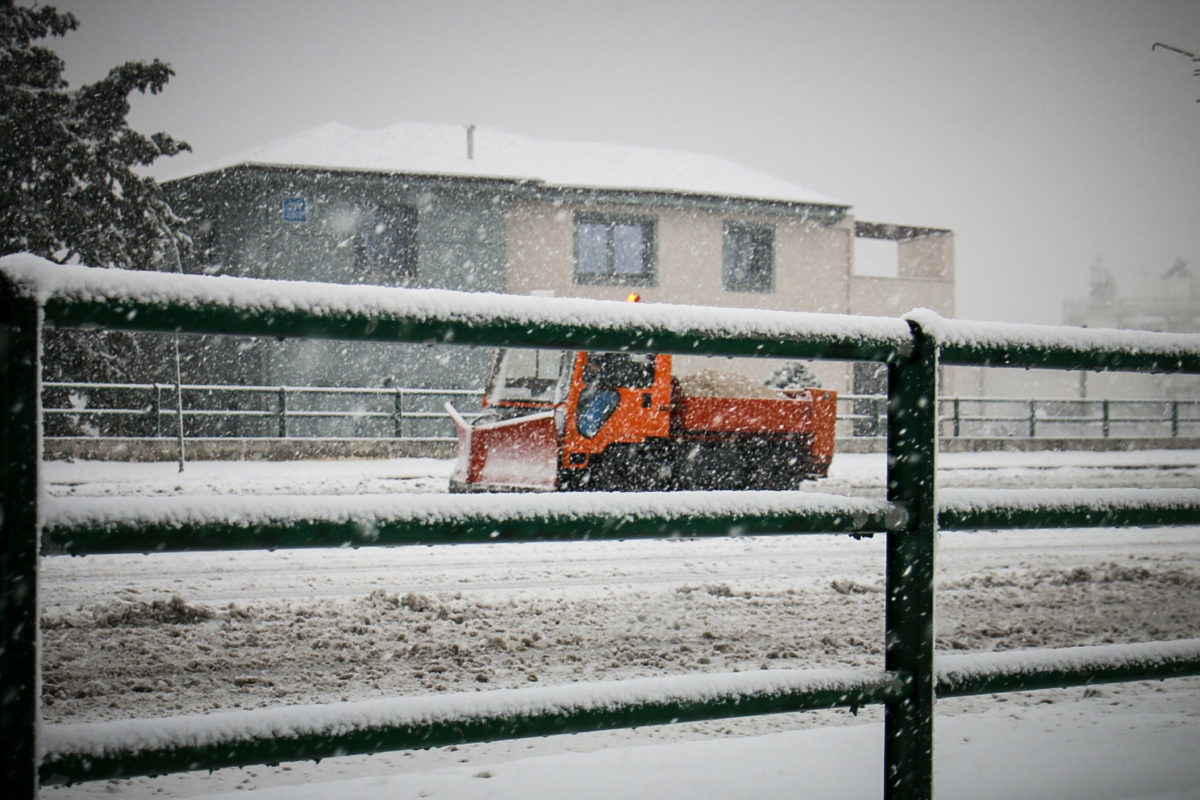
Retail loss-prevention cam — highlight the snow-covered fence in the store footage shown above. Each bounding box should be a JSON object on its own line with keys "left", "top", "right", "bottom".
{"left": 3, "top": 254, "right": 1200, "bottom": 800}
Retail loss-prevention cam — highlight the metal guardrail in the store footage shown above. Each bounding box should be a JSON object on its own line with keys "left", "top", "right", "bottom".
{"left": 41, "top": 382, "right": 1200, "bottom": 444}
{"left": 42, "top": 381, "right": 482, "bottom": 441}
{"left": 849, "top": 394, "right": 1200, "bottom": 440}
{"left": 3, "top": 256, "right": 1200, "bottom": 800}
{"left": 943, "top": 395, "right": 1200, "bottom": 439}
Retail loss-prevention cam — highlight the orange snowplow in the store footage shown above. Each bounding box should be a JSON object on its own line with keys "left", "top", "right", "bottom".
{"left": 447, "top": 348, "right": 836, "bottom": 492}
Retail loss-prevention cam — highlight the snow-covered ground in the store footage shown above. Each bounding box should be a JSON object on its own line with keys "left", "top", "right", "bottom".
{"left": 38, "top": 450, "right": 1200, "bottom": 799}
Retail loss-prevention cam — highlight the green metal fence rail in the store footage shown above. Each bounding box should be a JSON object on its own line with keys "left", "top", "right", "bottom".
{"left": 4, "top": 255, "right": 1200, "bottom": 799}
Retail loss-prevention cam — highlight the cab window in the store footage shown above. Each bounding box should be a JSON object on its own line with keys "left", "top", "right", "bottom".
{"left": 584, "top": 352, "right": 656, "bottom": 389}
{"left": 487, "top": 348, "right": 568, "bottom": 405}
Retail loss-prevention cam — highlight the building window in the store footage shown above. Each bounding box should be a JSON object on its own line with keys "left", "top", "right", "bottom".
{"left": 352, "top": 205, "right": 417, "bottom": 281}
{"left": 724, "top": 222, "right": 774, "bottom": 292}
{"left": 574, "top": 213, "right": 656, "bottom": 285}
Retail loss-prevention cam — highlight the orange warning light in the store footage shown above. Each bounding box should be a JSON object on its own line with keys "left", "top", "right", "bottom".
{"left": 626, "top": 292, "right": 641, "bottom": 303}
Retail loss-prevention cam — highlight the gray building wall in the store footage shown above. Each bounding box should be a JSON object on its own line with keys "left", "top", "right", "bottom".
{"left": 167, "top": 167, "right": 511, "bottom": 390}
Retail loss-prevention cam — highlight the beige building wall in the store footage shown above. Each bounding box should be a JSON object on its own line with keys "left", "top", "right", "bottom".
{"left": 849, "top": 231, "right": 956, "bottom": 394}
{"left": 848, "top": 275, "right": 955, "bottom": 318}
{"left": 506, "top": 201, "right": 854, "bottom": 389}
{"left": 898, "top": 232, "right": 954, "bottom": 281}
{"left": 506, "top": 201, "right": 852, "bottom": 313}
{"left": 506, "top": 201, "right": 956, "bottom": 392}
{"left": 848, "top": 231, "right": 955, "bottom": 318}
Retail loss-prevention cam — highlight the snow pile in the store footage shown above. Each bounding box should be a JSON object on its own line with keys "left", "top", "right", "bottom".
{"left": 676, "top": 369, "right": 786, "bottom": 399}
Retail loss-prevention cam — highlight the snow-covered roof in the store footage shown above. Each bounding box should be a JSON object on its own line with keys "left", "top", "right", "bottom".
{"left": 175, "top": 122, "right": 845, "bottom": 207}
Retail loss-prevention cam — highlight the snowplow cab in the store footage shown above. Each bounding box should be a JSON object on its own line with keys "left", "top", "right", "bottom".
{"left": 483, "top": 348, "right": 571, "bottom": 413}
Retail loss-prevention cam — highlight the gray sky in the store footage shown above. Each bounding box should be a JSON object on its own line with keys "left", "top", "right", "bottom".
{"left": 49, "top": 0, "right": 1200, "bottom": 324}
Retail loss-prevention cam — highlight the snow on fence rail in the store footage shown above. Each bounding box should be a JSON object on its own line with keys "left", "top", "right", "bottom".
{"left": 40, "top": 490, "right": 906, "bottom": 554}
{"left": 4, "top": 253, "right": 1200, "bottom": 800}
{"left": 39, "top": 488, "right": 1200, "bottom": 556}
{"left": 936, "top": 638, "right": 1200, "bottom": 697}
{"left": 38, "top": 639, "right": 1200, "bottom": 785}
{"left": 40, "top": 668, "right": 909, "bottom": 784}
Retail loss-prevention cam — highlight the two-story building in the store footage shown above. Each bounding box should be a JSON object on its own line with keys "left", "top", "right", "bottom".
{"left": 165, "top": 123, "right": 954, "bottom": 395}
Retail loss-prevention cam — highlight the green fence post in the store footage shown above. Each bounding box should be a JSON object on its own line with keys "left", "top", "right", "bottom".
{"left": 1102, "top": 399, "right": 1111, "bottom": 439}
{"left": 394, "top": 389, "right": 404, "bottom": 439}
{"left": 884, "top": 320, "right": 939, "bottom": 800}
{"left": 0, "top": 294, "right": 42, "bottom": 798}
{"left": 278, "top": 387, "right": 288, "bottom": 439}
{"left": 152, "top": 383, "right": 163, "bottom": 438}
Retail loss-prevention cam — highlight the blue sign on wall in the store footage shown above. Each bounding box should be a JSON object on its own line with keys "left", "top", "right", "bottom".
{"left": 283, "top": 197, "right": 307, "bottom": 223}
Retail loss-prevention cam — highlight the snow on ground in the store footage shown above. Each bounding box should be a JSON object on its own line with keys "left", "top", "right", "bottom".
{"left": 132, "top": 699, "right": 1200, "bottom": 800}
{"left": 38, "top": 450, "right": 1200, "bottom": 799}
{"left": 42, "top": 456, "right": 457, "bottom": 499}
{"left": 42, "top": 449, "right": 1200, "bottom": 499}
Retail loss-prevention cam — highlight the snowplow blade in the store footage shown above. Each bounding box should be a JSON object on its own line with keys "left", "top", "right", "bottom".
{"left": 447, "top": 404, "right": 559, "bottom": 492}
{"left": 804, "top": 389, "right": 837, "bottom": 477}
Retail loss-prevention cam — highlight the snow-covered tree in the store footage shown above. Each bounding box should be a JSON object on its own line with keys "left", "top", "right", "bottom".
{"left": 764, "top": 361, "right": 822, "bottom": 390}
{"left": 1, "top": 0, "right": 191, "bottom": 269}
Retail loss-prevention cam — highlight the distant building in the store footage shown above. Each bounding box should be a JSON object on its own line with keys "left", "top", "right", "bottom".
{"left": 961, "top": 258, "right": 1200, "bottom": 404}
{"left": 1064, "top": 258, "right": 1199, "bottom": 333}
{"left": 165, "top": 123, "right": 955, "bottom": 392}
